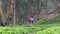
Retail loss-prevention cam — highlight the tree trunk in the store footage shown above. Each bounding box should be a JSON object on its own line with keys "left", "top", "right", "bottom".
{"left": 44, "top": 0, "right": 48, "bottom": 20}
{"left": 0, "top": 0, "right": 4, "bottom": 26}
{"left": 9, "top": 0, "right": 17, "bottom": 24}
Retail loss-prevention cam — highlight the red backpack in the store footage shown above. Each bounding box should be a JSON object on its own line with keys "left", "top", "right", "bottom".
{"left": 27, "top": 17, "right": 30, "bottom": 22}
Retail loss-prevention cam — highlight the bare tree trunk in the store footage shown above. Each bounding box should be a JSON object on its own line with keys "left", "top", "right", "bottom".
{"left": 0, "top": 0, "right": 3, "bottom": 26}
{"left": 50, "top": 0, "right": 57, "bottom": 16}
{"left": 44, "top": 0, "right": 48, "bottom": 20}
{"left": 13, "top": 0, "right": 16, "bottom": 24}
{"left": 53, "top": 0, "right": 60, "bottom": 14}
{"left": 45, "top": 0, "right": 47, "bottom": 15}
{"left": 0, "top": 0, "right": 2, "bottom": 18}
{"left": 10, "top": 0, "right": 17, "bottom": 24}
{"left": 37, "top": 0, "right": 39, "bottom": 20}
{"left": 6, "top": 0, "right": 13, "bottom": 26}
{"left": 37, "top": 0, "right": 41, "bottom": 20}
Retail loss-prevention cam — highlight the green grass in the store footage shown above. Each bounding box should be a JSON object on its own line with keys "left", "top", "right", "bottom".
{"left": 35, "top": 27, "right": 60, "bottom": 34}
{"left": 0, "top": 15, "right": 60, "bottom": 34}
{"left": 34, "top": 15, "right": 60, "bottom": 34}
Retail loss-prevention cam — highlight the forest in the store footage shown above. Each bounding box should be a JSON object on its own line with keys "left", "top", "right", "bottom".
{"left": 0, "top": 0, "right": 60, "bottom": 34}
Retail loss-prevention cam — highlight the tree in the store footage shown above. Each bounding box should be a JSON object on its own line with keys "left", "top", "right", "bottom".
{"left": 0, "top": 0, "right": 4, "bottom": 26}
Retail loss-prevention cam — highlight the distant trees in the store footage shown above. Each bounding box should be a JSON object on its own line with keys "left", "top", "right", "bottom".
{"left": 16, "top": 0, "right": 41, "bottom": 23}
{"left": 0, "top": 0, "right": 60, "bottom": 25}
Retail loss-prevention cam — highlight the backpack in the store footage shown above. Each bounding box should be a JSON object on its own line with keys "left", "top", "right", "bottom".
{"left": 30, "top": 18, "right": 34, "bottom": 21}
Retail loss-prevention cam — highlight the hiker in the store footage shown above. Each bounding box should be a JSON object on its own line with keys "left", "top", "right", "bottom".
{"left": 30, "top": 16, "right": 34, "bottom": 25}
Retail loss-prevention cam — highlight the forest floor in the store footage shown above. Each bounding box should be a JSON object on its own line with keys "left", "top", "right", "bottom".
{"left": 0, "top": 15, "right": 60, "bottom": 34}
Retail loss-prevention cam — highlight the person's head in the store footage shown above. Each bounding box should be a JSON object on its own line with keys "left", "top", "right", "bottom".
{"left": 31, "top": 16, "right": 33, "bottom": 18}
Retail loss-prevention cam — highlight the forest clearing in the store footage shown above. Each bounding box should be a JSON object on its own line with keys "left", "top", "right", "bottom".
{"left": 0, "top": 0, "right": 60, "bottom": 34}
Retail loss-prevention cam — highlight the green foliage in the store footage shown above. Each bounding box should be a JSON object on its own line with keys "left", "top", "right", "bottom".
{"left": 45, "top": 15, "right": 60, "bottom": 24}
{"left": 34, "top": 15, "right": 60, "bottom": 34}
{"left": 0, "top": 15, "right": 60, "bottom": 34}
{"left": 0, "top": 27, "right": 44, "bottom": 34}
{"left": 35, "top": 27, "right": 60, "bottom": 34}
{"left": 0, "top": 27, "right": 30, "bottom": 34}
{"left": 34, "top": 15, "right": 60, "bottom": 25}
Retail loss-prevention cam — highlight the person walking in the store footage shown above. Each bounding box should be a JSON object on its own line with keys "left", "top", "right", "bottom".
{"left": 30, "top": 16, "right": 34, "bottom": 25}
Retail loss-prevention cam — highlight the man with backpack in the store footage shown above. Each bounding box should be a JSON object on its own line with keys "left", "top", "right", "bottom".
{"left": 30, "top": 16, "right": 34, "bottom": 25}
{"left": 27, "top": 16, "right": 34, "bottom": 25}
